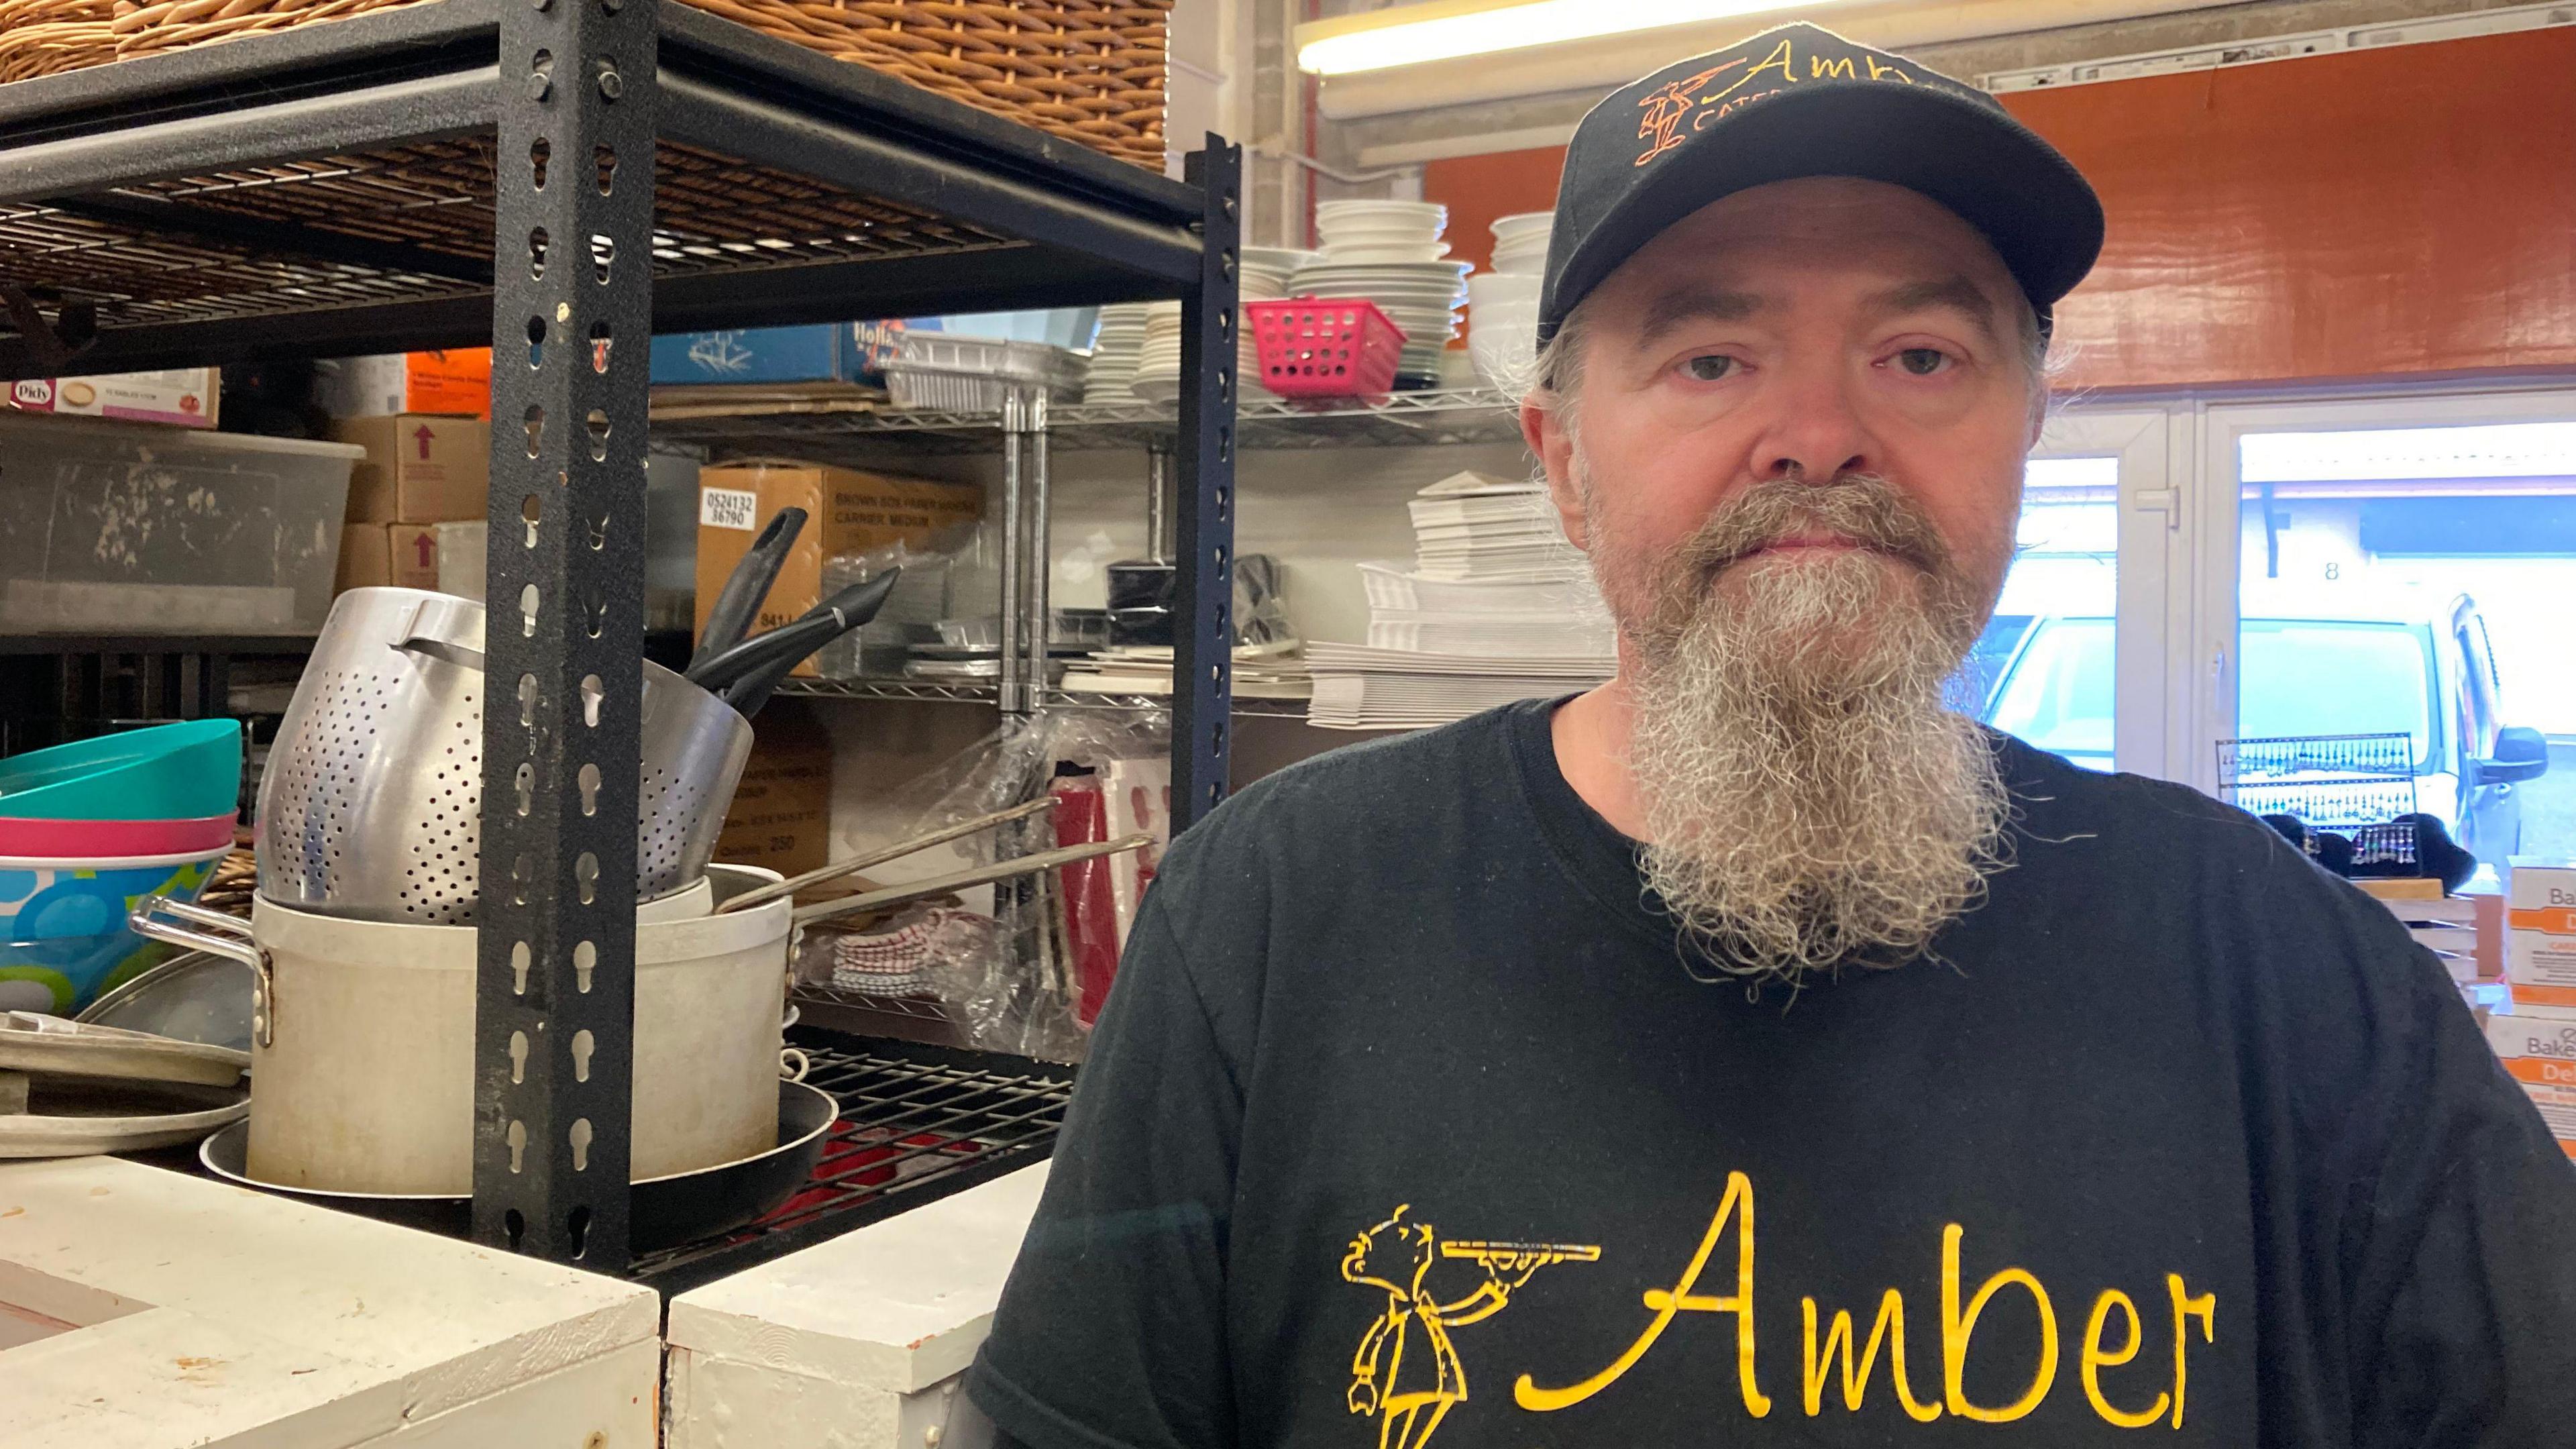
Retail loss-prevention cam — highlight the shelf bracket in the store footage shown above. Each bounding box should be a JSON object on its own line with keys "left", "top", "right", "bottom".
{"left": 1172, "top": 137, "right": 1242, "bottom": 832}
{"left": 472, "top": 0, "right": 659, "bottom": 1271}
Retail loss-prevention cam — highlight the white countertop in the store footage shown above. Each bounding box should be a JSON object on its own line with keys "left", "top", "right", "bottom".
{"left": 0, "top": 1156, "right": 660, "bottom": 1449}
{"left": 665, "top": 1162, "right": 1049, "bottom": 1449}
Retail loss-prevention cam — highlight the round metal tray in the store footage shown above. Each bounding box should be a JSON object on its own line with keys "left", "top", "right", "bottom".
{"left": 198, "top": 1078, "right": 838, "bottom": 1251}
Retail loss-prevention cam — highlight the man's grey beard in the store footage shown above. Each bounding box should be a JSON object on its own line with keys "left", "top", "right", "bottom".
{"left": 1589, "top": 468, "right": 2010, "bottom": 985}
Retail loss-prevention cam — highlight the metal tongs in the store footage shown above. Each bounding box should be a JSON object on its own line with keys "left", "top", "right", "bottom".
{"left": 718, "top": 796, "right": 1150, "bottom": 926}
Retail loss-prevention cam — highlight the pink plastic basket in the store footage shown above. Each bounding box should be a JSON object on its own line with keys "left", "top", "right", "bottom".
{"left": 1247, "top": 298, "right": 1407, "bottom": 400}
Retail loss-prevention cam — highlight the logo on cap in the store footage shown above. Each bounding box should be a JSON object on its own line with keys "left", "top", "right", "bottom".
{"left": 1631, "top": 34, "right": 1923, "bottom": 168}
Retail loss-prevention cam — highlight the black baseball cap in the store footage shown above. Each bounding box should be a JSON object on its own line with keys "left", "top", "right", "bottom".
{"left": 1537, "top": 23, "right": 2102, "bottom": 345}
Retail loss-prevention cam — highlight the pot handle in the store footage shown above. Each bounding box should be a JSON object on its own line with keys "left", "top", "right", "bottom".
{"left": 129, "top": 896, "right": 276, "bottom": 1049}
{"left": 394, "top": 632, "right": 487, "bottom": 674}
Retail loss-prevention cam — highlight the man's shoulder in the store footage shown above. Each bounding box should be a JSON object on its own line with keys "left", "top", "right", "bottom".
{"left": 1147, "top": 703, "right": 1537, "bottom": 912}
{"left": 1991, "top": 731, "right": 2428, "bottom": 969}
{"left": 1187, "top": 704, "right": 1529, "bottom": 855}
{"left": 1995, "top": 731, "right": 2298, "bottom": 867}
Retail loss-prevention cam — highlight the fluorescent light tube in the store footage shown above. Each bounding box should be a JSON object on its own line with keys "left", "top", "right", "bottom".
{"left": 1297, "top": 0, "right": 1829, "bottom": 76}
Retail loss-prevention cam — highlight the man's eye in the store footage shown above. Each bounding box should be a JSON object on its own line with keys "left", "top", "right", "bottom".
{"left": 1894, "top": 347, "right": 1953, "bottom": 376}
{"left": 1684, "top": 355, "right": 1737, "bottom": 381}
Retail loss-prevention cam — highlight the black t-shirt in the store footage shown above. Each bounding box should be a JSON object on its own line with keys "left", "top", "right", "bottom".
{"left": 967, "top": 700, "right": 2576, "bottom": 1448}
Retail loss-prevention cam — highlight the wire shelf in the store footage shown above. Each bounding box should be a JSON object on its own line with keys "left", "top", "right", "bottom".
{"left": 792, "top": 983, "right": 957, "bottom": 1020}
{"left": 653, "top": 386, "right": 1526, "bottom": 458}
{"left": 2218, "top": 731, "right": 2420, "bottom": 829}
{"left": 2, "top": 137, "right": 1022, "bottom": 338}
{"left": 626, "top": 1036, "right": 1070, "bottom": 1294}
{"left": 777, "top": 676, "right": 1311, "bottom": 716}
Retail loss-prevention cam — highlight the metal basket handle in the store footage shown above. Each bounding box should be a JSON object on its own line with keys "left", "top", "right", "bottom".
{"left": 128, "top": 896, "right": 275, "bottom": 1049}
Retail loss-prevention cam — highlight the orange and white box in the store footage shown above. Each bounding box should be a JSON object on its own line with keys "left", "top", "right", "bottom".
{"left": 2506, "top": 857, "right": 2576, "bottom": 989}
{"left": 2484, "top": 992, "right": 2576, "bottom": 1159}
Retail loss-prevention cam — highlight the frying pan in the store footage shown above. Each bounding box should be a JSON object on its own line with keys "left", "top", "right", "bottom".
{"left": 688, "top": 571, "right": 902, "bottom": 698}
{"left": 197, "top": 1077, "right": 839, "bottom": 1252}
{"left": 690, "top": 507, "right": 806, "bottom": 673}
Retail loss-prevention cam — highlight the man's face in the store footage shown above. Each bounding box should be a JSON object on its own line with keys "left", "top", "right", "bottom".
{"left": 1526, "top": 176, "right": 2039, "bottom": 649}
{"left": 1519, "top": 176, "right": 2037, "bottom": 983}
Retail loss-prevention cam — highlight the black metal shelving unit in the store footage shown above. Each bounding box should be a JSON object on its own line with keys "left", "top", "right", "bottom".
{"left": 0, "top": 0, "right": 1239, "bottom": 1276}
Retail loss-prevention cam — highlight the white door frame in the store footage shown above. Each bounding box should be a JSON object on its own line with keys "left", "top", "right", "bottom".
{"left": 2031, "top": 405, "right": 2178, "bottom": 778}
{"left": 2188, "top": 382, "right": 2576, "bottom": 795}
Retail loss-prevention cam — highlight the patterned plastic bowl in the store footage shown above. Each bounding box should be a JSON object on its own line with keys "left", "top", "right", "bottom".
{"left": 0, "top": 847, "right": 232, "bottom": 1013}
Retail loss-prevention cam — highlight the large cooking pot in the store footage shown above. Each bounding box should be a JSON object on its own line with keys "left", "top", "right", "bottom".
{"left": 258, "top": 588, "right": 752, "bottom": 925}
{"left": 130, "top": 866, "right": 790, "bottom": 1195}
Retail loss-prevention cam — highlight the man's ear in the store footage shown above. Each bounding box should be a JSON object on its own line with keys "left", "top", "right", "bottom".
{"left": 1523, "top": 398, "right": 1589, "bottom": 553}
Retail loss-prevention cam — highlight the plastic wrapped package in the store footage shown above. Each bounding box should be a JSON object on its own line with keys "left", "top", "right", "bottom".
{"left": 871, "top": 709, "right": 1173, "bottom": 1061}
{"left": 1049, "top": 767, "right": 1120, "bottom": 1029}
{"left": 814, "top": 542, "right": 954, "bottom": 679}
{"left": 1234, "top": 553, "right": 1295, "bottom": 649}
{"left": 793, "top": 900, "right": 974, "bottom": 998}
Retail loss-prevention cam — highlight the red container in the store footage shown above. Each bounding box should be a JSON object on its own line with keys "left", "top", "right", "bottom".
{"left": 0, "top": 812, "right": 237, "bottom": 858}
{"left": 1248, "top": 298, "right": 1407, "bottom": 400}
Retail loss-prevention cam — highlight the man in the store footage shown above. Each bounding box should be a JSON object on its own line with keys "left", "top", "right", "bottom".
{"left": 966, "top": 23, "right": 2576, "bottom": 1448}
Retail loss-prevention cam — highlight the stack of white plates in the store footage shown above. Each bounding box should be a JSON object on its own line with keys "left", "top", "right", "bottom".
{"left": 1288, "top": 259, "right": 1469, "bottom": 384}
{"left": 1242, "top": 246, "right": 1315, "bottom": 295}
{"left": 1132, "top": 302, "right": 1185, "bottom": 404}
{"left": 1084, "top": 302, "right": 1152, "bottom": 403}
{"left": 1314, "top": 199, "right": 1450, "bottom": 264}
{"left": 1489, "top": 211, "right": 1551, "bottom": 276}
{"left": 1299, "top": 201, "right": 1470, "bottom": 384}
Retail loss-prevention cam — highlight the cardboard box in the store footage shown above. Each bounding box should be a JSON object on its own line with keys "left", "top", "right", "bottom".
{"left": 2508, "top": 857, "right": 2576, "bottom": 989}
{"left": 694, "top": 463, "right": 983, "bottom": 678}
{"left": 9, "top": 368, "right": 219, "bottom": 428}
{"left": 2485, "top": 993, "right": 2576, "bottom": 1159}
{"left": 651, "top": 323, "right": 904, "bottom": 388}
{"left": 336, "top": 523, "right": 443, "bottom": 593}
{"left": 713, "top": 702, "right": 833, "bottom": 877}
{"left": 437, "top": 520, "right": 488, "bottom": 602}
{"left": 335, "top": 521, "right": 484, "bottom": 596}
{"left": 334, "top": 415, "right": 490, "bottom": 523}
{"left": 320, "top": 351, "right": 493, "bottom": 419}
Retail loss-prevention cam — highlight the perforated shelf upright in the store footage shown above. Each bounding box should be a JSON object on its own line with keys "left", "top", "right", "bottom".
{"left": 0, "top": 0, "right": 1240, "bottom": 1275}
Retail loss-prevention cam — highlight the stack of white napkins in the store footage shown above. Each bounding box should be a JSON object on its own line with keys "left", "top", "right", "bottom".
{"left": 1407, "top": 473, "right": 1576, "bottom": 580}
{"left": 1305, "top": 472, "right": 1615, "bottom": 729}
{"left": 1305, "top": 643, "right": 1612, "bottom": 729}
{"left": 1059, "top": 639, "right": 1312, "bottom": 700}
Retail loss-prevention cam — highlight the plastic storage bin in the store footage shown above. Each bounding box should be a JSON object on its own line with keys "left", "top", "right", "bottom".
{"left": 1248, "top": 299, "right": 1405, "bottom": 400}
{"left": 0, "top": 414, "right": 364, "bottom": 634}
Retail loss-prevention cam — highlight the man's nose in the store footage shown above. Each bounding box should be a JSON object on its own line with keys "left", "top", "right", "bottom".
{"left": 1750, "top": 360, "right": 1874, "bottom": 483}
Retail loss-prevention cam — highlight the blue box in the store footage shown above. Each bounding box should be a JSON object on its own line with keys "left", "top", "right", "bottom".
{"left": 651, "top": 322, "right": 906, "bottom": 387}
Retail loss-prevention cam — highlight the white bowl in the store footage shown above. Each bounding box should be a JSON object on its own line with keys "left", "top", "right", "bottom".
{"left": 1317, "top": 199, "right": 1446, "bottom": 222}
{"left": 1490, "top": 211, "right": 1553, "bottom": 243}
{"left": 1470, "top": 303, "right": 1541, "bottom": 390}
{"left": 1244, "top": 246, "right": 1320, "bottom": 272}
{"left": 1468, "top": 272, "right": 1543, "bottom": 309}
{"left": 1321, "top": 243, "right": 1452, "bottom": 264}
{"left": 1490, "top": 241, "right": 1548, "bottom": 276}
{"left": 1316, "top": 218, "right": 1446, "bottom": 241}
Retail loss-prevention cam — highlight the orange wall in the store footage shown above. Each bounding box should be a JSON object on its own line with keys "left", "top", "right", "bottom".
{"left": 1421, "top": 29, "right": 2576, "bottom": 390}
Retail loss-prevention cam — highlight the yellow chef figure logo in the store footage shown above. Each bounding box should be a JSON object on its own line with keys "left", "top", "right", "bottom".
{"left": 1340, "top": 1206, "right": 1599, "bottom": 1449}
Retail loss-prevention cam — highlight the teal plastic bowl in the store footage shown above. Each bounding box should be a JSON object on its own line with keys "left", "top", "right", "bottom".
{"left": 0, "top": 846, "right": 232, "bottom": 1013}
{"left": 0, "top": 720, "right": 244, "bottom": 822}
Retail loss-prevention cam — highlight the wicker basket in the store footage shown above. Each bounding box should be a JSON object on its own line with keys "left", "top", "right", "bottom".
{"left": 13, "top": 0, "right": 1169, "bottom": 168}
{"left": 0, "top": 0, "right": 119, "bottom": 83}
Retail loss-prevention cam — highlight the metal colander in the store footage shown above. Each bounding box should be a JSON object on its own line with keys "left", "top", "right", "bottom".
{"left": 258, "top": 588, "right": 753, "bottom": 925}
